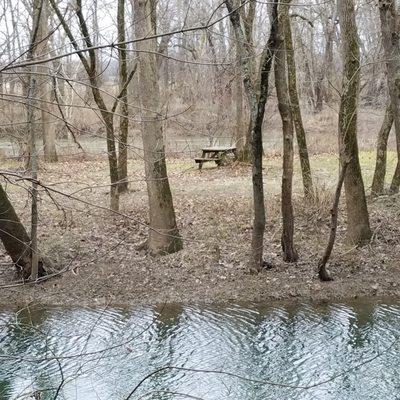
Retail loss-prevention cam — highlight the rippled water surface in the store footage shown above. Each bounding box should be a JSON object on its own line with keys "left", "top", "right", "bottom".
{"left": 0, "top": 301, "right": 399, "bottom": 399}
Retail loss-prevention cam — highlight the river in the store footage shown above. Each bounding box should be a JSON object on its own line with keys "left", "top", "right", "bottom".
{"left": 0, "top": 300, "right": 399, "bottom": 399}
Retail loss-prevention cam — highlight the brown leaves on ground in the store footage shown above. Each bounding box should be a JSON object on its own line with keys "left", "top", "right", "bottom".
{"left": 0, "top": 156, "right": 399, "bottom": 307}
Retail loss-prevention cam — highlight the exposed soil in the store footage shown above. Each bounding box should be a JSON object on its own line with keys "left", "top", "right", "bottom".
{"left": 0, "top": 155, "right": 399, "bottom": 307}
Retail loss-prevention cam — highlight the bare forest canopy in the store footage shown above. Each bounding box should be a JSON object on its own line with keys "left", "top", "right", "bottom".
{"left": 0, "top": 0, "right": 399, "bottom": 296}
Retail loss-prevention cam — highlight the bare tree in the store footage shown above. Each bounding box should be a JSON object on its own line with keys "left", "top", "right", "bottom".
{"left": 226, "top": 0, "right": 279, "bottom": 271}
{"left": 36, "top": 0, "right": 58, "bottom": 163}
{"left": 338, "top": 0, "right": 372, "bottom": 245}
{"left": 234, "top": 0, "right": 257, "bottom": 161}
{"left": 314, "top": 6, "right": 336, "bottom": 113}
{"left": 378, "top": 0, "right": 400, "bottom": 193}
{"left": 371, "top": 103, "right": 393, "bottom": 196}
{"left": 133, "top": 0, "right": 182, "bottom": 254}
{"left": 49, "top": 0, "right": 121, "bottom": 211}
{"left": 282, "top": 0, "right": 314, "bottom": 200}
{"left": 275, "top": 0, "right": 298, "bottom": 263}
{"left": 117, "top": 0, "right": 129, "bottom": 193}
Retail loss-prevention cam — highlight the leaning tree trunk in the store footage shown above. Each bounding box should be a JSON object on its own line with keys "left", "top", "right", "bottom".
{"left": 378, "top": 0, "right": 400, "bottom": 193}
{"left": 134, "top": 0, "right": 182, "bottom": 255}
{"left": 338, "top": 0, "right": 372, "bottom": 245}
{"left": 275, "top": 2, "right": 298, "bottom": 263}
{"left": 0, "top": 184, "right": 32, "bottom": 279}
{"left": 117, "top": 0, "right": 129, "bottom": 193}
{"left": 282, "top": 0, "right": 314, "bottom": 200}
{"left": 371, "top": 103, "right": 393, "bottom": 197}
{"left": 50, "top": 0, "right": 120, "bottom": 211}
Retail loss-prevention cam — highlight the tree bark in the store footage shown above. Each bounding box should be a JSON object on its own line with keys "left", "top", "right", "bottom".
{"left": 318, "top": 161, "right": 349, "bottom": 281}
{"left": 134, "top": 0, "right": 182, "bottom": 254}
{"left": 0, "top": 184, "right": 32, "bottom": 279}
{"left": 50, "top": 0, "right": 120, "bottom": 211}
{"left": 282, "top": 0, "right": 314, "bottom": 199}
{"left": 234, "top": 0, "right": 257, "bottom": 161}
{"left": 378, "top": 0, "right": 400, "bottom": 193}
{"left": 338, "top": 0, "right": 372, "bottom": 245}
{"left": 117, "top": 0, "right": 129, "bottom": 193}
{"left": 371, "top": 103, "right": 393, "bottom": 197}
{"left": 36, "top": 0, "right": 58, "bottom": 163}
{"left": 234, "top": 48, "right": 245, "bottom": 148}
{"left": 275, "top": 1, "right": 298, "bottom": 263}
{"left": 226, "top": 0, "right": 278, "bottom": 271}
{"left": 314, "top": 13, "right": 335, "bottom": 113}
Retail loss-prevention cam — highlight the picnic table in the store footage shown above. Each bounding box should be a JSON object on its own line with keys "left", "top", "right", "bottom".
{"left": 194, "top": 146, "right": 237, "bottom": 170}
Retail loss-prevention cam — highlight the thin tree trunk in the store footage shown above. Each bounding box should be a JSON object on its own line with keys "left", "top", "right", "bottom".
{"left": 282, "top": 0, "right": 314, "bottom": 199}
{"left": 234, "top": 0, "right": 257, "bottom": 161}
{"left": 117, "top": 0, "right": 129, "bottom": 193}
{"left": 275, "top": 1, "right": 298, "bottom": 263}
{"left": 314, "top": 13, "right": 335, "bottom": 113}
{"left": 36, "top": 0, "right": 58, "bottom": 163}
{"left": 338, "top": 0, "right": 372, "bottom": 245}
{"left": 50, "top": 0, "right": 120, "bottom": 211}
{"left": 26, "top": 0, "right": 45, "bottom": 279}
{"left": 226, "top": 0, "right": 278, "bottom": 272}
{"left": 27, "top": 70, "right": 39, "bottom": 280}
{"left": 371, "top": 103, "right": 393, "bottom": 197}
{"left": 297, "top": 35, "right": 316, "bottom": 109}
{"left": 318, "top": 161, "right": 349, "bottom": 281}
{"left": 134, "top": 0, "right": 182, "bottom": 254}
{"left": 235, "top": 50, "right": 244, "bottom": 148}
{"left": 378, "top": 0, "right": 400, "bottom": 193}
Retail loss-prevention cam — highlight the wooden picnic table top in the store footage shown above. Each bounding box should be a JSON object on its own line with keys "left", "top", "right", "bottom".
{"left": 201, "top": 146, "right": 237, "bottom": 153}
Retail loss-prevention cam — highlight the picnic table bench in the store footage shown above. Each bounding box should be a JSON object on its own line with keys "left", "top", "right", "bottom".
{"left": 194, "top": 146, "right": 237, "bottom": 170}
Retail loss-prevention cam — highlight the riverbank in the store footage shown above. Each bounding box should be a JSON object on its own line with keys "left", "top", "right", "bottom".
{"left": 0, "top": 154, "right": 399, "bottom": 307}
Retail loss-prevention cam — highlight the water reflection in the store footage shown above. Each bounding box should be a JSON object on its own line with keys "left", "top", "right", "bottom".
{"left": 0, "top": 300, "right": 398, "bottom": 399}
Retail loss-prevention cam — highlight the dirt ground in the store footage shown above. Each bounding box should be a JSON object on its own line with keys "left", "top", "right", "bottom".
{"left": 0, "top": 152, "right": 399, "bottom": 307}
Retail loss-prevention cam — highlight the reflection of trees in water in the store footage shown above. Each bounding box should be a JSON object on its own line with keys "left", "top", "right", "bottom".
{"left": 154, "top": 304, "right": 184, "bottom": 342}
{"left": 142, "top": 304, "right": 184, "bottom": 399}
{"left": 347, "top": 302, "right": 375, "bottom": 349}
{"left": 0, "top": 378, "right": 11, "bottom": 400}
{"left": 1, "top": 306, "right": 65, "bottom": 400}
{"left": 0, "top": 302, "right": 397, "bottom": 399}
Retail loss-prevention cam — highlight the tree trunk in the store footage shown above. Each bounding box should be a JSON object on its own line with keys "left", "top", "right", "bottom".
{"left": 338, "top": 0, "right": 372, "bottom": 245}
{"left": 134, "top": 0, "right": 182, "bottom": 254}
{"left": 378, "top": 0, "right": 400, "bottom": 193}
{"left": 36, "top": 0, "right": 58, "bottom": 163}
{"left": 297, "top": 35, "right": 316, "bottom": 109}
{"left": 371, "top": 103, "right": 393, "bottom": 197}
{"left": 234, "top": 0, "right": 257, "bottom": 162}
{"left": 226, "top": 0, "right": 278, "bottom": 272}
{"left": 314, "top": 14, "right": 335, "bottom": 113}
{"left": 117, "top": 0, "right": 129, "bottom": 193}
{"left": 234, "top": 50, "right": 245, "bottom": 149}
{"left": 49, "top": 0, "right": 120, "bottom": 211}
{"left": 282, "top": 0, "right": 314, "bottom": 199}
{"left": 275, "top": 2, "right": 298, "bottom": 263}
{"left": 318, "top": 161, "right": 349, "bottom": 281}
{"left": 0, "top": 184, "right": 32, "bottom": 279}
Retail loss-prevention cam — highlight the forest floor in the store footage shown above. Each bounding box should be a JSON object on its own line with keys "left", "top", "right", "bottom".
{"left": 0, "top": 150, "right": 399, "bottom": 307}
